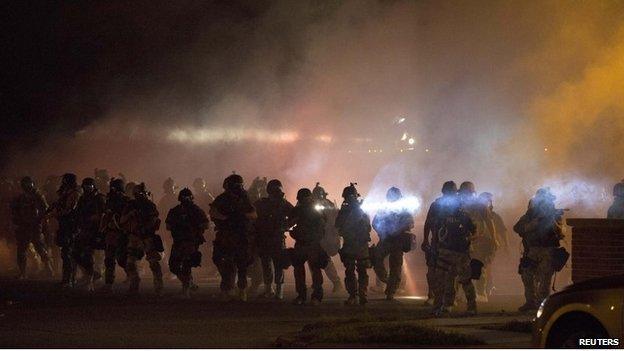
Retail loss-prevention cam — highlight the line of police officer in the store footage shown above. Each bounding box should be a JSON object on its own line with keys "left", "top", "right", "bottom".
{"left": 6, "top": 173, "right": 624, "bottom": 314}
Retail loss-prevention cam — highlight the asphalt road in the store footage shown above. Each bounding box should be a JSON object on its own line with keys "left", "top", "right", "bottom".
{"left": 0, "top": 277, "right": 533, "bottom": 348}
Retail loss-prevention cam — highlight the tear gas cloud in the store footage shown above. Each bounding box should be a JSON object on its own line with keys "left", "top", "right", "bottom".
{"left": 3, "top": 1, "right": 624, "bottom": 291}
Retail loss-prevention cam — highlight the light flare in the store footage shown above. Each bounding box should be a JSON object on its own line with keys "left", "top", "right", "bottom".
{"left": 167, "top": 127, "right": 299, "bottom": 144}
{"left": 361, "top": 195, "right": 422, "bottom": 214}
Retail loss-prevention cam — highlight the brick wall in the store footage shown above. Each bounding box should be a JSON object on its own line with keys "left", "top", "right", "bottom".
{"left": 567, "top": 218, "right": 624, "bottom": 283}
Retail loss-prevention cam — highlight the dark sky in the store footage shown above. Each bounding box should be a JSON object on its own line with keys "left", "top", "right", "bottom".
{"left": 2, "top": 0, "right": 280, "bottom": 166}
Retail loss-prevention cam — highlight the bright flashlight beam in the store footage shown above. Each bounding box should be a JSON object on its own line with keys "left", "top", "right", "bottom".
{"left": 167, "top": 128, "right": 299, "bottom": 144}
{"left": 361, "top": 195, "right": 422, "bottom": 214}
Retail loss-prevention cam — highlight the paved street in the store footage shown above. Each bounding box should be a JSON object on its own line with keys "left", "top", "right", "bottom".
{"left": 0, "top": 277, "right": 533, "bottom": 348}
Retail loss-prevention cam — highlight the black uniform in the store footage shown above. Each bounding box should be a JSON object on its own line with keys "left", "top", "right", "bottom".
{"left": 211, "top": 191, "right": 255, "bottom": 292}
{"left": 10, "top": 189, "right": 51, "bottom": 276}
{"left": 166, "top": 201, "right": 209, "bottom": 290}
{"left": 335, "top": 200, "right": 371, "bottom": 302}
{"left": 254, "top": 195, "right": 293, "bottom": 288}
{"left": 75, "top": 190, "right": 106, "bottom": 282}
{"left": 372, "top": 209, "right": 414, "bottom": 297}
{"left": 101, "top": 191, "right": 131, "bottom": 286}
{"left": 290, "top": 202, "right": 328, "bottom": 302}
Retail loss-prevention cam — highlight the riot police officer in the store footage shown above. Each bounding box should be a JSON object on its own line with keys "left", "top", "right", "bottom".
{"left": 100, "top": 178, "right": 131, "bottom": 292}
{"left": 607, "top": 180, "right": 624, "bottom": 219}
{"left": 74, "top": 177, "right": 106, "bottom": 291}
{"left": 49, "top": 173, "right": 81, "bottom": 287}
{"left": 120, "top": 183, "right": 164, "bottom": 295}
{"left": 312, "top": 183, "right": 344, "bottom": 293}
{"left": 166, "top": 188, "right": 209, "bottom": 298}
{"left": 253, "top": 179, "right": 293, "bottom": 300}
{"left": 290, "top": 188, "right": 328, "bottom": 305}
{"left": 372, "top": 187, "right": 414, "bottom": 301}
{"left": 10, "top": 176, "right": 53, "bottom": 279}
{"left": 335, "top": 183, "right": 371, "bottom": 305}
{"left": 422, "top": 181, "right": 458, "bottom": 305}
{"left": 514, "top": 188, "right": 564, "bottom": 312}
{"left": 209, "top": 174, "right": 257, "bottom": 302}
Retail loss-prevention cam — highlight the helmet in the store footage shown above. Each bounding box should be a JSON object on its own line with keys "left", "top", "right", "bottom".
{"left": 223, "top": 174, "right": 244, "bottom": 191}
{"left": 296, "top": 188, "right": 312, "bottom": 201}
{"left": 342, "top": 183, "right": 359, "bottom": 199}
{"left": 613, "top": 181, "right": 624, "bottom": 198}
{"left": 109, "top": 178, "right": 125, "bottom": 193}
{"left": 20, "top": 176, "right": 35, "bottom": 192}
{"left": 133, "top": 182, "right": 148, "bottom": 197}
{"left": 178, "top": 187, "right": 193, "bottom": 202}
{"left": 386, "top": 187, "right": 402, "bottom": 202}
{"left": 81, "top": 177, "right": 96, "bottom": 192}
{"left": 479, "top": 192, "right": 493, "bottom": 201}
{"left": 441, "top": 181, "right": 457, "bottom": 195}
{"left": 163, "top": 177, "right": 175, "bottom": 193}
{"left": 125, "top": 182, "right": 137, "bottom": 196}
{"left": 94, "top": 168, "right": 110, "bottom": 180}
{"left": 458, "top": 181, "right": 476, "bottom": 195}
{"left": 192, "top": 177, "right": 206, "bottom": 190}
{"left": 61, "top": 173, "right": 77, "bottom": 187}
{"left": 479, "top": 192, "right": 493, "bottom": 207}
{"left": 312, "top": 183, "right": 328, "bottom": 199}
{"left": 266, "top": 179, "right": 283, "bottom": 196}
{"left": 535, "top": 187, "right": 556, "bottom": 201}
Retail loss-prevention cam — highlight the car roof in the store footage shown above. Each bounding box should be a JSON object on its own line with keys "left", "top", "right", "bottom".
{"left": 563, "top": 274, "right": 624, "bottom": 293}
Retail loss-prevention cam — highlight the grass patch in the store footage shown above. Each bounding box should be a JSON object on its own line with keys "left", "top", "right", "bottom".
{"left": 296, "top": 318, "right": 485, "bottom": 346}
{"left": 483, "top": 320, "right": 533, "bottom": 334}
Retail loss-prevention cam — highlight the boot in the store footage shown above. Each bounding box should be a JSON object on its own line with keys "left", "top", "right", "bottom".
{"left": 466, "top": 301, "right": 477, "bottom": 316}
{"left": 344, "top": 295, "right": 358, "bottom": 305}
{"left": 262, "top": 284, "right": 275, "bottom": 298}
{"left": 292, "top": 296, "right": 306, "bottom": 305}
{"left": 238, "top": 288, "right": 248, "bottom": 302}
{"left": 275, "top": 284, "right": 284, "bottom": 300}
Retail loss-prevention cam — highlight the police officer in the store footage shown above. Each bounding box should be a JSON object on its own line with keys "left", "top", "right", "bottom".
{"left": 514, "top": 188, "right": 564, "bottom": 312}
{"left": 100, "top": 178, "right": 131, "bottom": 292}
{"left": 210, "top": 174, "right": 257, "bottom": 302}
{"left": 166, "top": 188, "right": 209, "bottom": 298}
{"left": 253, "top": 179, "right": 293, "bottom": 300}
{"left": 10, "top": 176, "right": 53, "bottom": 279}
{"left": 74, "top": 178, "right": 106, "bottom": 291}
{"left": 431, "top": 193, "right": 477, "bottom": 316}
{"left": 290, "top": 188, "right": 328, "bottom": 305}
{"left": 49, "top": 173, "right": 81, "bottom": 287}
{"left": 372, "top": 187, "right": 414, "bottom": 301}
{"left": 422, "top": 181, "right": 458, "bottom": 305}
{"left": 192, "top": 177, "right": 218, "bottom": 279}
{"left": 120, "top": 183, "right": 164, "bottom": 295}
{"left": 458, "top": 182, "right": 497, "bottom": 302}
{"left": 312, "top": 183, "right": 344, "bottom": 294}
{"left": 607, "top": 180, "right": 624, "bottom": 219}
{"left": 335, "top": 183, "right": 371, "bottom": 305}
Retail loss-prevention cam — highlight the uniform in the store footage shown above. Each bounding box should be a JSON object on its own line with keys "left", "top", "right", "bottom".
{"left": 51, "top": 184, "right": 81, "bottom": 286}
{"left": 607, "top": 198, "right": 624, "bottom": 219}
{"left": 120, "top": 194, "right": 163, "bottom": 294}
{"left": 290, "top": 200, "right": 328, "bottom": 303}
{"left": 101, "top": 190, "right": 131, "bottom": 288}
{"left": 462, "top": 197, "right": 497, "bottom": 299}
{"left": 210, "top": 190, "right": 255, "bottom": 295}
{"left": 335, "top": 200, "right": 371, "bottom": 304}
{"left": 74, "top": 186, "right": 106, "bottom": 289}
{"left": 432, "top": 202, "right": 477, "bottom": 314}
{"left": 10, "top": 188, "right": 52, "bottom": 277}
{"left": 166, "top": 197, "right": 209, "bottom": 294}
{"left": 253, "top": 195, "right": 293, "bottom": 296}
{"left": 423, "top": 194, "right": 459, "bottom": 302}
{"left": 316, "top": 198, "right": 343, "bottom": 292}
{"left": 514, "top": 196, "right": 563, "bottom": 310}
{"left": 372, "top": 209, "right": 413, "bottom": 299}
